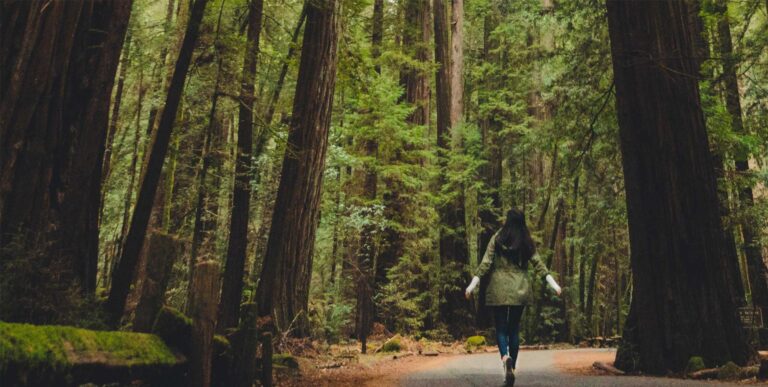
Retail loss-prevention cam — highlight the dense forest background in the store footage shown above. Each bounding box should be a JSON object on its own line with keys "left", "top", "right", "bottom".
{"left": 2, "top": 0, "right": 768, "bottom": 382}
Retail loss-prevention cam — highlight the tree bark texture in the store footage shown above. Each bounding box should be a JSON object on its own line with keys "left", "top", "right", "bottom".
{"left": 434, "top": 0, "right": 471, "bottom": 337}
{"left": 0, "top": 0, "right": 132, "bottom": 307}
{"left": 606, "top": 0, "right": 755, "bottom": 373}
{"left": 218, "top": 0, "right": 263, "bottom": 333}
{"left": 256, "top": 0, "right": 340, "bottom": 336}
{"left": 189, "top": 261, "right": 220, "bottom": 387}
{"left": 107, "top": 0, "right": 209, "bottom": 325}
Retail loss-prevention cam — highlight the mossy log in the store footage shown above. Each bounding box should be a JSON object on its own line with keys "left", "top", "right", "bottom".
{"left": 0, "top": 322, "right": 185, "bottom": 387}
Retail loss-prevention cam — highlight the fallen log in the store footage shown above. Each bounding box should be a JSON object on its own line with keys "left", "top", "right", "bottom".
{"left": 393, "top": 352, "right": 414, "bottom": 360}
{"left": 688, "top": 367, "right": 719, "bottom": 379}
{"left": 592, "top": 361, "right": 625, "bottom": 375}
{"left": 0, "top": 322, "right": 186, "bottom": 387}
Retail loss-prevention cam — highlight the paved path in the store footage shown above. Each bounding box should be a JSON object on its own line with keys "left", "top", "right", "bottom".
{"left": 401, "top": 349, "right": 743, "bottom": 386}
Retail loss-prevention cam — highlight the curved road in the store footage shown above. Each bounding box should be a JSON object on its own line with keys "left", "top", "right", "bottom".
{"left": 401, "top": 349, "right": 743, "bottom": 386}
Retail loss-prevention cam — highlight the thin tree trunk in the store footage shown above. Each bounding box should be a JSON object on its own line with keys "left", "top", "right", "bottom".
{"left": 218, "top": 0, "right": 263, "bottom": 333}
{"left": 450, "top": 0, "right": 464, "bottom": 127}
{"left": 715, "top": 0, "right": 768, "bottom": 312}
{"left": 606, "top": 0, "right": 754, "bottom": 373}
{"left": 102, "top": 32, "right": 132, "bottom": 190}
{"left": 354, "top": 0, "right": 385, "bottom": 352}
{"left": 435, "top": 0, "right": 471, "bottom": 337}
{"left": 256, "top": 0, "right": 340, "bottom": 336}
{"left": 107, "top": 0, "right": 210, "bottom": 325}
{"left": 585, "top": 252, "right": 599, "bottom": 335}
{"left": 190, "top": 1, "right": 226, "bottom": 283}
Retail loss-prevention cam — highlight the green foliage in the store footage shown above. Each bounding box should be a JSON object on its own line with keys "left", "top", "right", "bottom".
{"left": 465, "top": 335, "right": 487, "bottom": 351}
{"left": 151, "top": 306, "right": 193, "bottom": 352}
{"left": 272, "top": 353, "right": 299, "bottom": 369}
{"left": 685, "top": 356, "right": 706, "bottom": 374}
{"left": 717, "top": 361, "right": 741, "bottom": 380}
{"left": 380, "top": 336, "right": 403, "bottom": 353}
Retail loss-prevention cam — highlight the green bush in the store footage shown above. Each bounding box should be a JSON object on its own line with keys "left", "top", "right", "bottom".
{"left": 717, "top": 361, "right": 741, "bottom": 380}
{"left": 685, "top": 356, "right": 705, "bottom": 374}
{"left": 381, "top": 336, "right": 402, "bottom": 352}
{"left": 465, "top": 335, "right": 487, "bottom": 350}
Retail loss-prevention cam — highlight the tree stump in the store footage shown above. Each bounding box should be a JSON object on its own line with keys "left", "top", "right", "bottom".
{"left": 189, "top": 261, "right": 220, "bottom": 387}
{"left": 232, "top": 303, "right": 259, "bottom": 387}
{"left": 133, "top": 232, "right": 182, "bottom": 332}
{"left": 261, "top": 329, "right": 273, "bottom": 387}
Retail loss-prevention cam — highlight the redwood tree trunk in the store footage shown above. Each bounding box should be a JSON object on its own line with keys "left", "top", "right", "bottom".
{"left": 354, "top": 0, "right": 384, "bottom": 353}
{"left": 606, "top": 0, "right": 754, "bottom": 373}
{"left": 0, "top": 0, "right": 131, "bottom": 319}
{"left": 434, "top": 0, "right": 471, "bottom": 337}
{"left": 106, "top": 0, "right": 209, "bottom": 325}
{"left": 218, "top": 0, "right": 263, "bottom": 333}
{"left": 256, "top": 0, "right": 340, "bottom": 336}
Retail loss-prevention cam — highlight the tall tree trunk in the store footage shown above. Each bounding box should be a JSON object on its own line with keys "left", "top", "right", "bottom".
{"left": 106, "top": 0, "right": 210, "bottom": 325}
{"left": 256, "top": 0, "right": 340, "bottom": 336}
{"left": 0, "top": 0, "right": 131, "bottom": 320}
{"left": 606, "top": 0, "right": 754, "bottom": 373}
{"left": 585, "top": 252, "right": 599, "bottom": 335}
{"left": 250, "top": 9, "right": 307, "bottom": 277}
{"left": 476, "top": 12, "right": 503, "bottom": 328}
{"left": 218, "top": 0, "right": 263, "bottom": 333}
{"left": 190, "top": 8, "right": 225, "bottom": 279}
{"left": 435, "top": 0, "right": 471, "bottom": 337}
{"left": 715, "top": 0, "right": 768, "bottom": 312}
{"left": 690, "top": 0, "right": 746, "bottom": 304}
{"left": 354, "top": 0, "right": 384, "bottom": 353}
{"left": 450, "top": 0, "right": 464, "bottom": 127}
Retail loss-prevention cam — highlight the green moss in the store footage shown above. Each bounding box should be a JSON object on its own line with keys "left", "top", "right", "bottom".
{"left": 0, "top": 322, "right": 177, "bottom": 384}
{"left": 717, "top": 361, "right": 741, "bottom": 380}
{"left": 685, "top": 356, "right": 705, "bottom": 374}
{"left": 381, "top": 336, "right": 402, "bottom": 353}
{"left": 152, "top": 306, "right": 192, "bottom": 352}
{"left": 272, "top": 353, "right": 299, "bottom": 369}
{"left": 465, "top": 335, "right": 487, "bottom": 350}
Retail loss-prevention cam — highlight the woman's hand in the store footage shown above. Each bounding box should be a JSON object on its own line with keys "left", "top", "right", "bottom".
{"left": 465, "top": 276, "right": 480, "bottom": 299}
{"left": 546, "top": 274, "right": 562, "bottom": 296}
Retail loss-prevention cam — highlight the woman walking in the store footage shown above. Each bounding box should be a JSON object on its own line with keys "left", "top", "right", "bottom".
{"left": 465, "top": 208, "right": 562, "bottom": 386}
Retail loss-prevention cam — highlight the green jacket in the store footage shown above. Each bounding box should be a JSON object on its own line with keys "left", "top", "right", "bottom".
{"left": 474, "top": 231, "right": 550, "bottom": 306}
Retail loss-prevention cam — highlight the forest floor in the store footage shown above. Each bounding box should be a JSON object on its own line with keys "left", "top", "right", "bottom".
{"left": 277, "top": 345, "right": 762, "bottom": 386}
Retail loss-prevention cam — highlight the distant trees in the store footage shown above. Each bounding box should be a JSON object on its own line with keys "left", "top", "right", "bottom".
{"left": 606, "top": 0, "right": 755, "bottom": 373}
{"left": 106, "top": 0, "right": 209, "bottom": 324}
{"left": 0, "top": 0, "right": 131, "bottom": 322}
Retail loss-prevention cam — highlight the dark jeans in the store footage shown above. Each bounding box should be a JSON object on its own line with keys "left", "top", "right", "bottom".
{"left": 494, "top": 305, "right": 525, "bottom": 368}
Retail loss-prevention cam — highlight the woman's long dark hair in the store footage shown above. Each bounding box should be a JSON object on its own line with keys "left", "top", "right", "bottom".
{"left": 495, "top": 208, "right": 535, "bottom": 268}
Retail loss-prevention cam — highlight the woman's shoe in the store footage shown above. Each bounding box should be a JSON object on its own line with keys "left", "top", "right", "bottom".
{"left": 504, "top": 358, "right": 515, "bottom": 386}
